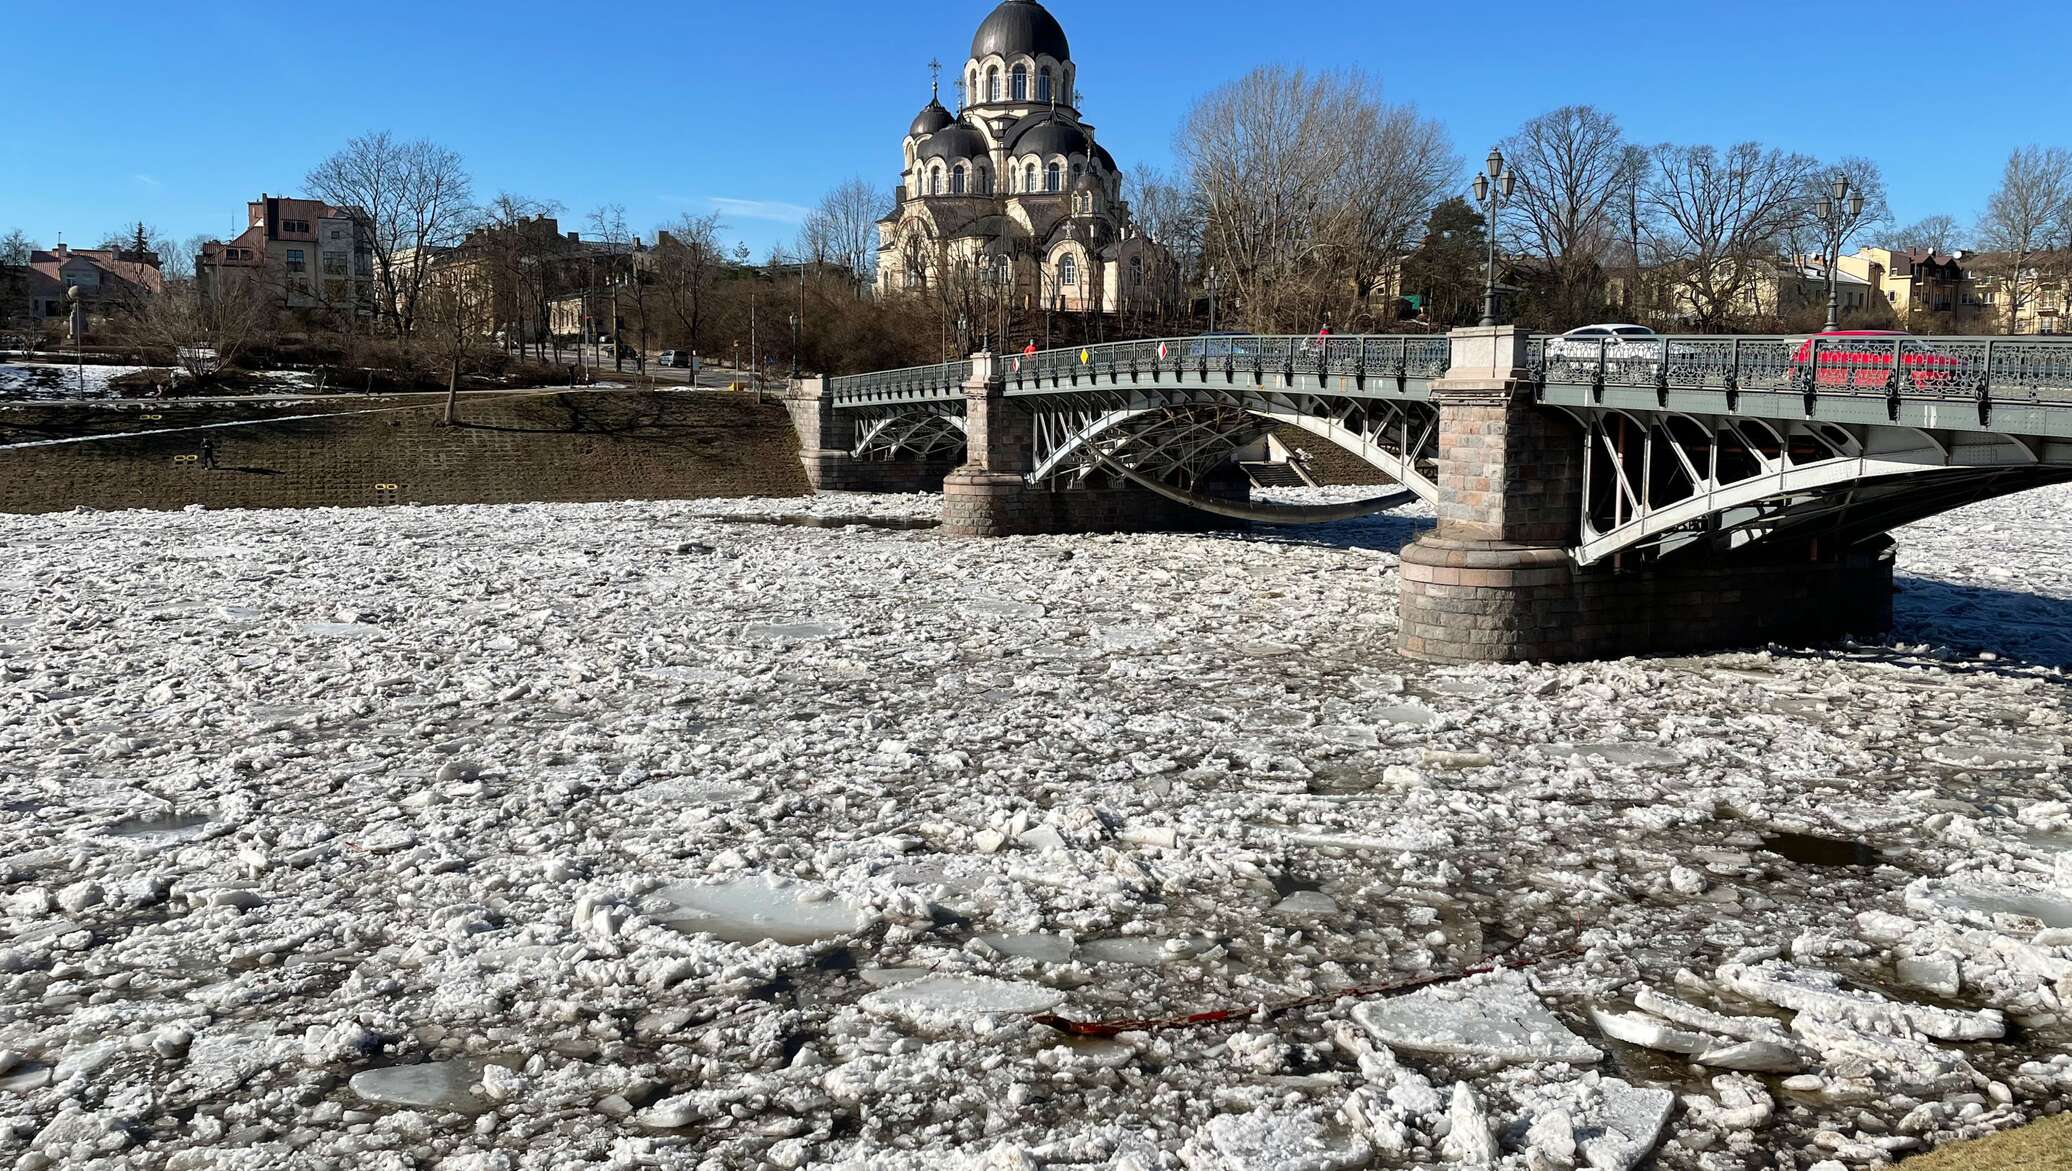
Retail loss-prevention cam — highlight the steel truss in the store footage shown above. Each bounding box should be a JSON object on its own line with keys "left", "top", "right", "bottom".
{"left": 1565, "top": 406, "right": 2072, "bottom": 565}
{"left": 850, "top": 403, "right": 968, "bottom": 462}
{"left": 1022, "top": 389, "right": 1440, "bottom": 499}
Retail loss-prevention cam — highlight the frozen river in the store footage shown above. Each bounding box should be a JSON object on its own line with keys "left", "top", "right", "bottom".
{"left": 1, "top": 487, "right": 2070, "bottom": 1169}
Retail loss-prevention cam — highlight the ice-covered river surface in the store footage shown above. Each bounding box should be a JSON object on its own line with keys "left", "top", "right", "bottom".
{"left": 3, "top": 487, "right": 2072, "bottom": 1171}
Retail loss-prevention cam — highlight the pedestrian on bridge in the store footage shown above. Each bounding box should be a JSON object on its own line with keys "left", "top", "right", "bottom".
{"left": 198, "top": 437, "right": 217, "bottom": 470}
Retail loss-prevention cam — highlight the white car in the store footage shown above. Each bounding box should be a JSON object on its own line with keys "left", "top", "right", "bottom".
{"left": 1543, "top": 323, "right": 1660, "bottom": 364}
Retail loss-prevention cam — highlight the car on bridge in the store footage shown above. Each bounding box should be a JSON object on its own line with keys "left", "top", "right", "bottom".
{"left": 1541, "top": 323, "right": 1672, "bottom": 383}
{"left": 1186, "top": 332, "right": 1255, "bottom": 361}
{"left": 1786, "top": 330, "right": 1963, "bottom": 391}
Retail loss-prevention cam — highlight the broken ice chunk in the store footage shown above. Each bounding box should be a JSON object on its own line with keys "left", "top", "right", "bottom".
{"left": 859, "top": 975, "right": 1064, "bottom": 1033}
{"left": 1352, "top": 970, "right": 1602, "bottom": 1066}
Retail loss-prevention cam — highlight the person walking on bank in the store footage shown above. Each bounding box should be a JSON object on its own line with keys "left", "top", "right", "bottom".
{"left": 198, "top": 436, "right": 216, "bottom": 470}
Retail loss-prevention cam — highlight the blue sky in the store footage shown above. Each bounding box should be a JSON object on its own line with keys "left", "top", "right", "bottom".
{"left": 5, "top": 0, "right": 2063, "bottom": 257}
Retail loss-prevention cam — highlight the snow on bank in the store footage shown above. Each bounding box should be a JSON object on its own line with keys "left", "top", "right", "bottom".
{"left": 0, "top": 487, "right": 2069, "bottom": 1168}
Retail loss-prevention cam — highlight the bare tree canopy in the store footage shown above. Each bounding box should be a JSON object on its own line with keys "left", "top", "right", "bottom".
{"left": 1642, "top": 141, "right": 1819, "bottom": 331}
{"left": 653, "top": 210, "right": 728, "bottom": 352}
{"left": 305, "top": 131, "right": 477, "bottom": 344}
{"left": 1975, "top": 146, "right": 2072, "bottom": 334}
{"left": 1875, "top": 214, "right": 1965, "bottom": 256}
{"left": 798, "top": 180, "right": 882, "bottom": 289}
{"left": 129, "top": 274, "right": 270, "bottom": 383}
{"left": 1176, "top": 66, "right": 1453, "bottom": 331}
{"left": 1499, "top": 105, "right": 1640, "bottom": 324}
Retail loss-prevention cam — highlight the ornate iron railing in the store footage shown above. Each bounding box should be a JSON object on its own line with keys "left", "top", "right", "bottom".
{"left": 827, "top": 359, "right": 973, "bottom": 405}
{"left": 1526, "top": 334, "right": 2072, "bottom": 417}
{"left": 1003, "top": 334, "right": 1450, "bottom": 389}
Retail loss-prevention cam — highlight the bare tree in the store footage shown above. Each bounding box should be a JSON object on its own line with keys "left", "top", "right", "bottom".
{"left": 305, "top": 132, "right": 476, "bottom": 345}
{"left": 1498, "top": 106, "right": 1641, "bottom": 327}
{"left": 587, "top": 205, "right": 648, "bottom": 376}
{"left": 130, "top": 273, "right": 269, "bottom": 385}
{"left": 420, "top": 254, "right": 492, "bottom": 424}
{"left": 811, "top": 179, "right": 883, "bottom": 292}
{"left": 1875, "top": 214, "right": 1964, "bottom": 256}
{"left": 653, "top": 212, "right": 727, "bottom": 355}
{"left": 1975, "top": 146, "right": 2072, "bottom": 334}
{"left": 1178, "top": 67, "right": 1453, "bottom": 332}
{"left": 1642, "top": 142, "right": 1818, "bottom": 331}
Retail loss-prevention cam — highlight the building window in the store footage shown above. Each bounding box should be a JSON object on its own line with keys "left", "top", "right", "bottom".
{"left": 1011, "top": 65, "right": 1027, "bottom": 101}
{"left": 930, "top": 168, "right": 942, "bottom": 196}
{"left": 1046, "top": 163, "right": 1061, "bottom": 192}
{"left": 323, "top": 252, "right": 348, "bottom": 277}
{"left": 987, "top": 67, "right": 1000, "bottom": 102}
{"left": 1025, "top": 164, "right": 1037, "bottom": 192}
{"left": 1038, "top": 67, "right": 1053, "bottom": 103}
{"left": 1060, "top": 255, "right": 1077, "bottom": 287}
{"left": 286, "top": 249, "right": 306, "bottom": 273}
{"left": 282, "top": 219, "right": 311, "bottom": 234}
{"left": 976, "top": 166, "right": 990, "bottom": 195}
{"left": 952, "top": 165, "right": 966, "bottom": 195}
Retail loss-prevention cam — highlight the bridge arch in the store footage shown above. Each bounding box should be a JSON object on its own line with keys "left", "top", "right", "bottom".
{"left": 1563, "top": 405, "right": 2072, "bottom": 564}
{"left": 1023, "top": 390, "right": 1440, "bottom": 505}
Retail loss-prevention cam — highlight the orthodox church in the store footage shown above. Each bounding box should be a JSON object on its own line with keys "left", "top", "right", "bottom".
{"left": 875, "top": 0, "right": 1175, "bottom": 320}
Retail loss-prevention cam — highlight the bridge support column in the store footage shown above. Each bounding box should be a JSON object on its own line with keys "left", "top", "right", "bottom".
{"left": 943, "top": 356, "right": 1042, "bottom": 537}
{"left": 1398, "top": 327, "right": 1893, "bottom": 664}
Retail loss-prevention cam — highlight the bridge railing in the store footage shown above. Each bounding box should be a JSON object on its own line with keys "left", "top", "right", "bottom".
{"left": 1005, "top": 334, "right": 1451, "bottom": 388}
{"left": 1527, "top": 334, "right": 2072, "bottom": 407}
{"left": 828, "top": 359, "right": 974, "bottom": 405}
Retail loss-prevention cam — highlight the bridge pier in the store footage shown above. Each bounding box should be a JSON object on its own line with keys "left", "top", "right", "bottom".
{"left": 943, "top": 355, "right": 1244, "bottom": 538}
{"left": 1397, "top": 327, "right": 1893, "bottom": 664}
{"left": 784, "top": 378, "right": 954, "bottom": 493}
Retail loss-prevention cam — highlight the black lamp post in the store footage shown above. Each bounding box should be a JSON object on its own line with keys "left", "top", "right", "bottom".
{"left": 1818, "top": 173, "right": 1867, "bottom": 334}
{"left": 1472, "top": 147, "right": 1517, "bottom": 328}
{"left": 1207, "top": 265, "right": 1218, "bottom": 333}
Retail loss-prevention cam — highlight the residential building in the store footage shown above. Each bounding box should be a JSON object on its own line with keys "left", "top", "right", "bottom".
{"left": 197, "top": 194, "right": 374, "bottom": 320}
{"left": 875, "top": 0, "right": 1177, "bottom": 319}
{"left": 14, "top": 242, "right": 163, "bottom": 327}
{"left": 1834, "top": 247, "right": 1978, "bottom": 328}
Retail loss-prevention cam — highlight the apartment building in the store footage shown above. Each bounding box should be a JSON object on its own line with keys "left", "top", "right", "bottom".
{"left": 197, "top": 194, "right": 374, "bottom": 319}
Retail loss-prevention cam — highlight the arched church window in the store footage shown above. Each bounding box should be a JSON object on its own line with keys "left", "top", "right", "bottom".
{"left": 1025, "top": 164, "right": 1037, "bottom": 192}
{"left": 952, "top": 165, "right": 966, "bottom": 195}
{"left": 978, "top": 167, "right": 991, "bottom": 194}
{"left": 987, "top": 67, "right": 1000, "bottom": 102}
{"left": 1046, "top": 163, "right": 1061, "bottom": 193}
{"left": 968, "top": 70, "right": 977, "bottom": 105}
{"left": 1011, "top": 65, "right": 1027, "bottom": 102}
{"left": 1037, "top": 67, "right": 1053, "bottom": 103}
{"left": 1060, "top": 255, "right": 1077, "bottom": 287}
{"left": 930, "top": 168, "right": 942, "bottom": 196}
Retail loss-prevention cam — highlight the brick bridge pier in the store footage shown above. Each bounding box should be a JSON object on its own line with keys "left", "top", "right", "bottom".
{"left": 1393, "top": 327, "right": 1890, "bottom": 662}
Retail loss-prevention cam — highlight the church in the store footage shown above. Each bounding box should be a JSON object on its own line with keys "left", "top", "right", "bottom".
{"left": 875, "top": 0, "right": 1176, "bottom": 323}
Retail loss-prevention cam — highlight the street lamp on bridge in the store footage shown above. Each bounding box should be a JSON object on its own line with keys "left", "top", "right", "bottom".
{"left": 1472, "top": 147, "right": 1517, "bottom": 328}
{"left": 1817, "top": 173, "right": 1868, "bottom": 334}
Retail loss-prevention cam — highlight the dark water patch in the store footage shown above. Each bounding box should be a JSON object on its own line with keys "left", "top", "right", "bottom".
{"left": 714, "top": 514, "right": 939, "bottom": 532}
{"left": 1761, "top": 831, "right": 1878, "bottom": 868}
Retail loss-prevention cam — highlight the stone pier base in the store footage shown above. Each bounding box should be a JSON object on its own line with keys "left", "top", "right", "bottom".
{"left": 800, "top": 451, "right": 957, "bottom": 494}
{"left": 1397, "top": 538, "right": 1896, "bottom": 663}
{"left": 943, "top": 471, "right": 1244, "bottom": 538}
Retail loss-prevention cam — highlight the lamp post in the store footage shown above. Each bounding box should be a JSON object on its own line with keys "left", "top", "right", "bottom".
{"left": 789, "top": 309, "right": 800, "bottom": 379}
{"left": 1207, "top": 265, "right": 1218, "bottom": 333}
{"left": 1817, "top": 172, "right": 1867, "bottom": 334}
{"left": 1472, "top": 147, "right": 1517, "bottom": 328}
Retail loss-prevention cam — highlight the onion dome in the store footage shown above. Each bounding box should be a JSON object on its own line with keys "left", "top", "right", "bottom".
{"left": 916, "top": 121, "right": 989, "bottom": 163}
{"left": 1007, "top": 117, "right": 1089, "bottom": 159}
{"left": 971, "top": 0, "right": 1071, "bottom": 62}
{"left": 910, "top": 99, "right": 954, "bottom": 138}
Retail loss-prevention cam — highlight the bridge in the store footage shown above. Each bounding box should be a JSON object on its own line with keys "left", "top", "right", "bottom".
{"left": 787, "top": 327, "right": 2072, "bottom": 663}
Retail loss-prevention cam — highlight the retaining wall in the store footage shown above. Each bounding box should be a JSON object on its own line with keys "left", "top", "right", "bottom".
{"left": 0, "top": 390, "right": 810, "bottom": 514}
